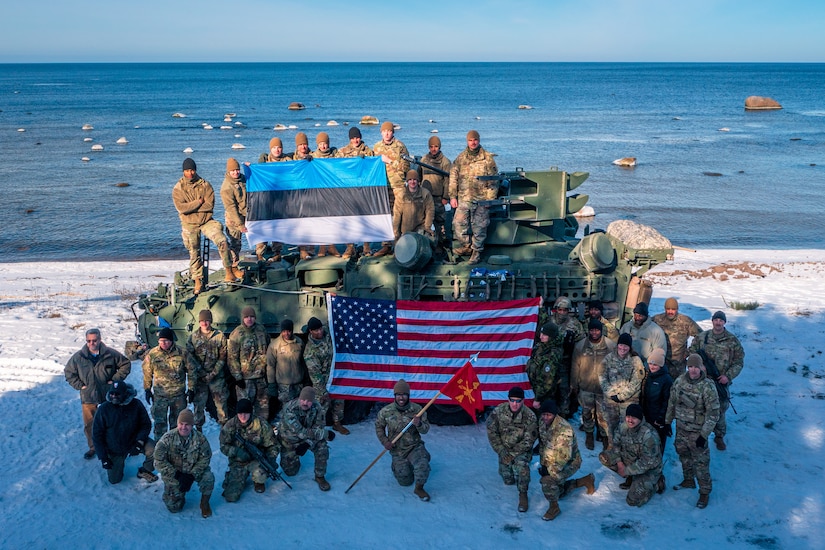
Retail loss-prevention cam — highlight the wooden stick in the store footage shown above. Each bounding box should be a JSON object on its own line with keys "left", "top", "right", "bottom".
{"left": 345, "top": 391, "right": 442, "bottom": 494}
{"left": 672, "top": 245, "right": 697, "bottom": 253}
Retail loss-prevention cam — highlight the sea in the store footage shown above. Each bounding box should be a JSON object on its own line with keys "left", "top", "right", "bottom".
{"left": 1, "top": 62, "right": 823, "bottom": 262}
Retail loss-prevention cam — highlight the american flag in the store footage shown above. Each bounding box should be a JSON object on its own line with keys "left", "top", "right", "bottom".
{"left": 326, "top": 294, "right": 539, "bottom": 405}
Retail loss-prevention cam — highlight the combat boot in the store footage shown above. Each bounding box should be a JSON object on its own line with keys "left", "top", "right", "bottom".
{"left": 332, "top": 421, "right": 350, "bottom": 435}
{"left": 200, "top": 494, "right": 212, "bottom": 518}
{"left": 656, "top": 475, "right": 666, "bottom": 494}
{"left": 342, "top": 244, "right": 357, "bottom": 259}
{"left": 542, "top": 501, "right": 561, "bottom": 521}
{"left": 414, "top": 483, "right": 430, "bottom": 501}
{"left": 585, "top": 432, "right": 594, "bottom": 450}
{"left": 467, "top": 250, "right": 482, "bottom": 265}
{"left": 193, "top": 278, "right": 204, "bottom": 295}
{"left": 254, "top": 482, "right": 266, "bottom": 493}
{"left": 326, "top": 244, "right": 341, "bottom": 257}
{"left": 224, "top": 270, "right": 238, "bottom": 283}
{"left": 673, "top": 478, "right": 696, "bottom": 490}
{"left": 696, "top": 493, "right": 709, "bottom": 509}
{"left": 231, "top": 266, "right": 245, "bottom": 280}
{"left": 316, "top": 245, "right": 327, "bottom": 257}
{"left": 315, "top": 475, "right": 331, "bottom": 492}
{"left": 137, "top": 468, "right": 158, "bottom": 483}
{"left": 372, "top": 244, "right": 393, "bottom": 258}
{"left": 619, "top": 475, "right": 633, "bottom": 490}
{"left": 453, "top": 245, "right": 473, "bottom": 256}
{"left": 577, "top": 473, "right": 596, "bottom": 495}
{"left": 715, "top": 435, "right": 727, "bottom": 451}
{"left": 299, "top": 247, "right": 312, "bottom": 260}
{"left": 362, "top": 243, "right": 373, "bottom": 256}
{"left": 518, "top": 491, "right": 529, "bottom": 512}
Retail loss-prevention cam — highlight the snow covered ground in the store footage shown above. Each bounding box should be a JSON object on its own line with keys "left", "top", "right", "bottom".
{"left": 1, "top": 249, "right": 824, "bottom": 549}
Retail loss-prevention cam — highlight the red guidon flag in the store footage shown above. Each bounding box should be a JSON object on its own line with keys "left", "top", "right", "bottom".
{"left": 439, "top": 359, "right": 484, "bottom": 423}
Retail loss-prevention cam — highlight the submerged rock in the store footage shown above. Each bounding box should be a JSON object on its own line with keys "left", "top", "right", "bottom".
{"left": 288, "top": 102, "right": 306, "bottom": 111}
{"left": 612, "top": 157, "right": 636, "bottom": 167}
{"left": 744, "top": 96, "right": 782, "bottom": 110}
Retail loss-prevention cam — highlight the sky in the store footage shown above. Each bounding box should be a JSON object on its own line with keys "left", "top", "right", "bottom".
{"left": 1, "top": 0, "right": 824, "bottom": 63}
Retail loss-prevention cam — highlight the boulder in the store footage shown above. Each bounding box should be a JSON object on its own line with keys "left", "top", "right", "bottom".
{"left": 360, "top": 115, "right": 379, "bottom": 125}
{"left": 288, "top": 102, "right": 306, "bottom": 111}
{"left": 744, "top": 96, "right": 782, "bottom": 110}
{"left": 612, "top": 157, "right": 636, "bottom": 167}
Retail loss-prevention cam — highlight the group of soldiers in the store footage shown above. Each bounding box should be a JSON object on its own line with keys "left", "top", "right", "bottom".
{"left": 174, "top": 123, "right": 501, "bottom": 294}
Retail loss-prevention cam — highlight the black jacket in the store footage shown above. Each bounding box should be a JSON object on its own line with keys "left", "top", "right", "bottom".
{"left": 92, "top": 385, "right": 151, "bottom": 460}
{"left": 642, "top": 368, "right": 673, "bottom": 428}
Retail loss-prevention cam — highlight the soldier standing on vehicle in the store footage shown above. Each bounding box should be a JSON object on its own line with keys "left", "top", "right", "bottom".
{"left": 255, "top": 137, "right": 293, "bottom": 261}
{"left": 486, "top": 387, "right": 538, "bottom": 512}
{"left": 666, "top": 353, "right": 720, "bottom": 509}
{"left": 449, "top": 130, "right": 498, "bottom": 265}
{"left": 154, "top": 409, "right": 215, "bottom": 517}
{"left": 335, "top": 127, "right": 374, "bottom": 258}
{"left": 143, "top": 327, "right": 195, "bottom": 441}
{"left": 278, "top": 387, "right": 333, "bottom": 491}
{"left": 375, "top": 379, "right": 432, "bottom": 501}
{"left": 220, "top": 157, "right": 252, "bottom": 274}
{"left": 651, "top": 297, "right": 701, "bottom": 380}
{"left": 419, "top": 135, "right": 452, "bottom": 253}
{"left": 219, "top": 398, "right": 280, "bottom": 501}
{"left": 228, "top": 306, "right": 271, "bottom": 421}
{"left": 311, "top": 132, "right": 342, "bottom": 258}
{"left": 571, "top": 319, "right": 615, "bottom": 450}
{"left": 619, "top": 302, "right": 667, "bottom": 365}
{"left": 305, "top": 316, "right": 349, "bottom": 435}
{"left": 372, "top": 121, "right": 410, "bottom": 257}
{"left": 392, "top": 170, "right": 435, "bottom": 243}
{"left": 266, "top": 318, "right": 306, "bottom": 417}
{"left": 172, "top": 158, "right": 236, "bottom": 294}
{"left": 186, "top": 309, "right": 230, "bottom": 427}
{"left": 64, "top": 328, "right": 131, "bottom": 460}
{"left": 291, "top": 132, "right": 314, "bottom": 260}
{"left": 688, "top": 310, "right": 745, "bottom": 451}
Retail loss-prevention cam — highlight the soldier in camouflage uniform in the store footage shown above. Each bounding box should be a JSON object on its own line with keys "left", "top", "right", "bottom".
{"left": 375, "top": 379, "right": 432, "bottom": 501}
{"left": 142, "top": 327, "right": 195, "bottom": 441}
{"left": 537, "top": 400, "right": 596, "bottom": 521}
{"left": 419, "top": 135, "right": 452, "bottom": 252}
{"left": 688, "top": 310, "right": 744, "bottom": 451}
{"left": 254, "top": 137, "right": 293, "bottom": 261}
{"left": 665, "top": 353, "right": 720, "bottom": 509}
{"left": 154, "top": 409, "right": 215, "bottom": 517}
{"left": 540, "top": 296, "right": 585, "bottom": 418}
{"left": 486, "top": 386, "right": 538, "bottom": 512}
{"left": 311, "top": 132, "right": 343, "bottom": 258}
{"left": 526, "top": 322, "right": 564, "bottom": 415}
{"left": 598, "top": 332, "right": 646, "bottom": 449}
{"left": 305, "top": 317, "right": 349, "bottom": 435}
{"left": 583, "top": 300, "right": 619, "bottom": 342}
{"left": 219, "top": 399, "right": 280, "bottom": 501}
{"left": 448, "top": 130, "right": 498, "bottom": 264}
{"left": 572, "top": 319, "right": 616, "bottom": 450}
{"left": 393, "top": 170, "right": 435, "bottom": 242}
{"left": 599, "top": 403, "right": 663, "bottom": 507}
{"left": 652, "top": 297, "right": 701, "bottom": 381}
{"left": 291, "top": 133, "right": 314, "bottom": 260}
{"left": 278, "top": 387, "right": 332, "bottom": 491}
{"left": 335, "top": 127, "right": 375, "bottom": 258}
{"left": 219, "top": 157, "right": 251, "bottom": 274}
{"left": 372, "top": 121, "right": 410, "bottom": 257}
{"left": 619, "top": 302, "right": 667, "bottom": 365}
{"left": 186, "top": 309, "right": 230, "bottom": 427}
{"left": 228, "top": 306, "right": 271, "bottom": 421}
{"left": 266, "top": 318, "right": 306, "bottom": 416}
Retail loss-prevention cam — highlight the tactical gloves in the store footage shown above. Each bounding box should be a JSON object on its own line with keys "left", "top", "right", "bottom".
{"left": 538, "top": 465, "right": 549, "bottom": 477}
{"left": 101, "top": 458, "right": 113, "bottom": 470}
{"left": 326, "top": 430, "right": 336, "bottom": 442}
{"left": 610, "top": 395, "right": 621, "bottom": 403}
{"left": 130, "top": 440, "right": 144, "bottom": 456}
{"left": 144, "top": 389, "right": 153, "bottom": 404}
{"left": 695, "top": 435, "right": 706, "bottom": 449}
{"left": 174, "top": 470, "right": 195, "bottom": 492}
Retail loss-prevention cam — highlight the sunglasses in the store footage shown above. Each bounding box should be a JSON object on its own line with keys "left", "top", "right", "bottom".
{"left": 509, "top": 398, "right": 523, "bottom": 403}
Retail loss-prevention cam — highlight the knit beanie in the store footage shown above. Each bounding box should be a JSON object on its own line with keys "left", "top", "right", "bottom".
{"left": 633, "top": 302, "right": 649, "bottom": 316}
{"left": 198, "top": 309, "right": 212, "bottom": 322}
{"left": 295, "top": 132, "right": 308, "bottom": 145}
{"left": 182, "top": 158, "right": 196, "bottom": 171}
{"left": 587, "top": 318, "right": 603, "bottom": 331}
{"left": 241, "top": 306, "right": 256, "bottom": 319}
{"left": 428, "top": 135, "right": 441, "bottom": 147}
{"left": 647, "top": 348, "right": 665, "bottom": 367}
{"left": 348, "top": 127, "right": 362, "bottom": 139}
{"left": 712, "top": 310, "right": 727, "bottom": 322}
{"left": 269, "top": 137, "right": 283, "bottom": 149}
{"left": 177, "top": 409, "right": 195, "bottom": 426}
{"left": 466, "top": 130, "right": 480, "bottom": 140}
{"left": 280, "top": 318, "right": 294, "bottom": 332}
{"left": 307, "top": 317, "right": 323, "bottom": 331}
{"left": 393, "top": 379, "right": 410, "bottom": 395}
{"left": 316, "top": 132, "right": 329, "bottom": 145}
{"left": 236, "top": 398, "right": 253, "bottom": 415}
{"left": 380, "top": 121, "right": 394, "bottom": 132}
{"left": 618, "top": 333, "right": 632, "bottom": 348}
{"left": 299, "top": 386, "right": 316, "bottom": 401}
{"left": 157, "top": 327, "right": 174, "bottom": 341}
{"left": 508, "top": 386, "right": 525, "bottom": 399}
{"left": 406, "top": 169, "right": 419, "bottom": 181}
{"left": 664, "top": 297, "right": 679, "bottom": 310}
{"left": 226, "top": 158, "right": 240, "bottom": 171}
{"left": 540, "top": 400, "right": 558, "bottom": 415}
{"left": 625, "top": 403, "right": 644, "bottom": 421}
{"left": 686, "top": 353, "right": 704, "bottom": 368}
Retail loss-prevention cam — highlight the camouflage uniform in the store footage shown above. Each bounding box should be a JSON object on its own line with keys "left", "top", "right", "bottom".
{"left": 142, "top": 344, "right": 195, "bottom": 440}
{"left": 305, "top": 330, "right": 344, "bottom": 425}
{"left": 257, "top": 151, "right": 294, "bottom": 163}
{"left": 583, "top": 315, "right": 619, "bottom": 343}
{"left": 254, "top": 151, "right": 293, "bottom": 258}
{"left": 311, "top": 146, "right": 338, "bottom": 159}
{"left": 278, "top": 399, "right": 329, "bottom": 478}
{"left": 227, "top": 323, "right": 271, "bottom": 420}
{"left": 538, "top": 415, "right": 582, "bottom": 504}
{"left": 420, "top": 150, "right": 452, "bottom": 246}
{"left": 335, "top": 141, "right": 374, "bottom": 158}
{"left": 154, "top": 428, "right": 215, "bottom": 513}
{"left": 449, "top": 146, "right": 498, "bottom": 251}
{"left": 172, "top": 174, "right": 233, "bottom": 277}
{"left": 540, "top": 308, "right": 585, "bottom": 416}
{"left": 599, "top": 420, "right": 662, "bottom": 506}
{"left": 598, "top": 350, "right": 645, "bottom": 447}
{"left": 373, "top": 137, "right": 411, "bottom": 195}
{"left": 219, "top": 414, "right": 280, "bottom": 502}
{"left": 375, "top": 401, "right": 431, "bottom": 487}
{"left": 571, "top": 336, "right": 615, "bottom": 436}
{"left": 689, "top": 329, "right": 744, "bottom": 440}
{"left": 619, "top": 318, "right": 667, "bottom": 364}
{"left": 525, "top": 335, "right": 564, "bottom": 405}
{"left": 392, "top": 184, "right": 435, "bottom": 241}
{"left": 186, "top": 327, "right": 230, "bottom": 427}
{"left": 219, "top": 170, "right": 247, "bottom": 266}
{"left": 651, "top": 312, "right": 701, "bottom": 380}
{"left": 665, "top": 370, "right": 720, "bottom": 496}
{"left": 266, "top": 334, "right": 306, "bottom": 410}
{"left": 486, "top": 403, "right": 538, "bottom": 492}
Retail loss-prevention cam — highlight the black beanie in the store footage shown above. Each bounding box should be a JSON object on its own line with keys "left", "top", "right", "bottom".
{"left": 237, "top": 398, "right": 253, "bottom": 415}
{"left": 618, "top": 333, "right": 632, "bottom": 347}
{"left": 508, "top": 386, "right": 525, "bottom": 400}
{"left": 349, "top": 127, "right": 362, "bottom": 139}
{"left": 540, "top": 400, "right": 558, "bottom": 415}
{"left": 280, "top": 319, "right": 294, "bottom": 332}
{"left": 626, "top": 403, "right": 644, "bottom": 421}
{"left": 182, "top": 158, "right": 196, "bottom": 171}
{"left": 158, "top": 327, "right": 174, "bottom": 341}
{"left": 587, "top": 318, "right": 603, "bottom": 331}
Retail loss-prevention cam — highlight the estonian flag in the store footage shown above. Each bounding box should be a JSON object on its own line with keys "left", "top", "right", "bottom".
{"left": 243, "top": 156, "right": 393, "bottom": 246}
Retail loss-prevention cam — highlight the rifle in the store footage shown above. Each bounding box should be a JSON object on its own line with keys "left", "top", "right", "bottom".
{"left": 234, "top": 432, "right": 292, "bottom": 490}
{"left": 401, "top": 154, "right": 449, "bottom": 177}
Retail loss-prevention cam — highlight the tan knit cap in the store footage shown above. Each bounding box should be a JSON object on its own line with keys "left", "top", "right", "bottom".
{"left": 198, "top": 309, "right": 212, "bottom": 322}
{"left": 647, "top": 348, "right": 665, "bottom": 367}
{"left": 241, "top": 306, "right": 256, "bottom": 319}
{"left": 686, "top": 353, "right": 704, "bottom": 368}
{"left": 295, "top": 132, "right": 308, "bottom": 145}
{"left": 269, "top": 137, "right": 283, "bottom": 149}
{"left": 406, "top": 170, "right": 419, "bottom": 181}
{"left": 428, "top": 135, "right": 441, "bottom": 147}
{"left": 226, "top": 158, "right": 240, "bottom": 171}
{"left": 393, "top": 379, "right": 410, "bottom": 395}
{"left": 316, "top": 132, "right": 329, "bottom": 145}
{"left": 467, "top": 130, "right": 480, "bottom": 140}
{"left": 664, "top": 297, "right": 678, "bottom": 310}
{"left": 380, "top": 121, "right": 394, "bottom": 132}
{"left": 299, "top": 386, "right": 316, "bottom": 401}
{"left": 177, "top": 409, "right": 195, "bottom": 426}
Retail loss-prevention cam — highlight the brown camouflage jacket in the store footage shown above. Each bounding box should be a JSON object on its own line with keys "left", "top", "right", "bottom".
{"left": 538, "top": 415, "right": 581, "bottom": 478}
{"left": 651, "top": 312, "right": 701, "bottom": 366}
{"left": 154, "top": 428, "right": 212, "bottom": 480}
{"left": 142, "top": 344, "right": 195, "bottom": 398}
{"left": 486, "top": 403, "right": 538, "bottom": 458}
{"left": 186, "top": 328, "right": 227, "bottom": 383}
{"left": 227, "top": 323, "right": 270, "bottom": 381}
{"left": 665, "top": 370, "right": 720, "bottom": 437}
{"left": 220, "top": 173, "right": 247, "bottom": 230}
{"left": 448, "top": 146, "right": 498, "bottom": 203}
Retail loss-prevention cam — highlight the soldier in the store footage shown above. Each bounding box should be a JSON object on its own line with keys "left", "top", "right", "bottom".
{"left": 598, "top": 403, "right": 664, "bottom": 506}
{"left": 688, "top": 310, "right": 745, "bottom": 451}
{"left": 392, "top": 169, "right": 435, "bottom": 243}
{"left": 143, "top": 327, "right": 195, "bottom": 441}
{"left": 449, "top": 129, "right": 498, "bottom": 264}
{"left": 305, "top": 316, "right": 349, "bottom": 435}
{"left": 219, "top": 157, "right": 251, "bottom": 273}
{"left": 228, "top": 306, "right": 271, "bottom": 421}
{"left": 335, "top": 126, "right": 374, "bottom": 258}
{"left": 598, "top": 332, "right": 646, "bottom": 449}
{"left": 266, "top": 318, "right": 306, "bottom": 417}
{"left": 619, "top": 302, "right": 667, "bottom": 365}
{"left": 172, "top": 157, "right": 236, "bottom": 294}
{"left": 311, "top": 131, "right": 337, "bottom": 159}
{"left": 186, "top": 309, "right": 230, "bottom": 427}
{"left": 419, "top": 135, "right": 452, "bottom": 252}
{"left": 583, "top": 299, "right": 619, "bottom": 342}
{"left": 536, "top": 400, "right": 596, "bottom": 521}
{"left": 372, "top": 120, "right": 410, "bottom": 257}
{"left": 641, "top": 348, "right": 673, "bottom": 456}
{"left": 278, "top": 387, "right": 333, "bottom": 491}
{"left": 219, "top": 398, "right": 280, "bottom": 501}
{"left": 666, "top": 353, "right": 720, "bottom": 509}
{"left": 526, "top": 322, "right": 564, "bottom": 415}
{"left": 64, "top": 328, "right": 131, "bottom": 460}
{"left": 375, "top": 379, "right": 432, "bottom": 501}
{"left": 542, "top": 296, "right": 585, "bottom": 418}
{"left": 571, "top": 319, "right": 616, "bottom": 450}
{"left": 255, "top": 137, "right": 293, "bottom": 261}
{"left": 292, "top": 132, "right": 314, "bottom": 260}
{"left": 154, "top": 409, "right": 215, "bottom": 517}
{"left": 651, "top": 297, "right": 701, "bottom": 380}
{"left": 486, "top": 387, "right": 538, "bottom": 512}
{"left": 92, "top": 381, "right": 158, "bottom": 485}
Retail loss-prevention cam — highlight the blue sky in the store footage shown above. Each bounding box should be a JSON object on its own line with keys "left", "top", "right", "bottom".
{"left": 1, "top": 0, "right": 823, "bottom": 63}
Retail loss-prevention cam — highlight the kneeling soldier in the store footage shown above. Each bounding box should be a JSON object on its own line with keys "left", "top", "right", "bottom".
{"left": 278, "top": 387, "right": 332, "bottom": 491}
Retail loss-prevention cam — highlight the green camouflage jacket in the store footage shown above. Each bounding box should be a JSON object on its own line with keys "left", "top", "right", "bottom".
{"left": 227, "top": 323, "right": 270, "bottom": 381}
{"left": 375, "top": 401, "right": 430, "bottom": 457}
{"left": 525, "top": 337, "right": 564, "bottom": 401}
{"left": 373, "top": 138, "right": 410, "bottom": 189}
{"left": 186, "top": 328, "right": 227, "bottom": 383}
{"left": 219, "top": 415, "right": 279, "bottom": 462}
{"left": 603, "top": 420, "right": 662, "bottom": 477}
{"left": 154, "top": 428, "right": 212, "bottom": 480}
{"left": 279, "top": 399, "right": 326, "bottom": 445}
{"left": 599, "top": 350, "right": 645, "bottom": 403}
{"left": 538, "top": 415, "right": 581, "bottom": 478}
{"left": 336, "top": 141, "right": 374, "bottom": 158}
{"left": 220, "top": 173, "right": 247, "bottom": 230}
{"left": 651, "top": 312, "right": 701, "bottom": 367}
{"left": 486, "top": 403, "right": 538, "bottom": 458}
{"left": 142, "top": 344, "right": 194, "bottom": 398}
{"left": 665, "top": 371, "right": 720, "bottom": 437}
{"left": 448, "top": 146, "right": 498, "bottom": 203}
{"left": 689, "top": 329, "right": 745, "bottom": 381}
{"left": 305, "top": 332, "right": 333, "bottom": 398}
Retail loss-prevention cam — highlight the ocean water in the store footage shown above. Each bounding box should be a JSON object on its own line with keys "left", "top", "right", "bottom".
{"left": 1, "top": 62, "right": 823, "bottom": 262}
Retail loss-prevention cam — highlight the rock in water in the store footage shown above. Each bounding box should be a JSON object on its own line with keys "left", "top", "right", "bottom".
{"left": 744, "top": 96, "right": 782, "bottom": 110}
{"left": 612, "top": 157, "right": 636, "bottom": 167}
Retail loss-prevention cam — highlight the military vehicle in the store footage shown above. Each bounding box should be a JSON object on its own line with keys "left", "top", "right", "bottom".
{"left": 128, "top": 165, "right": 672, "bottom": 423}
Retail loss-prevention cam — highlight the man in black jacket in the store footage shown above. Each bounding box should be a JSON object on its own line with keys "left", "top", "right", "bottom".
{"left": 92, "top": 381, "right": 158, "bottom": 484}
